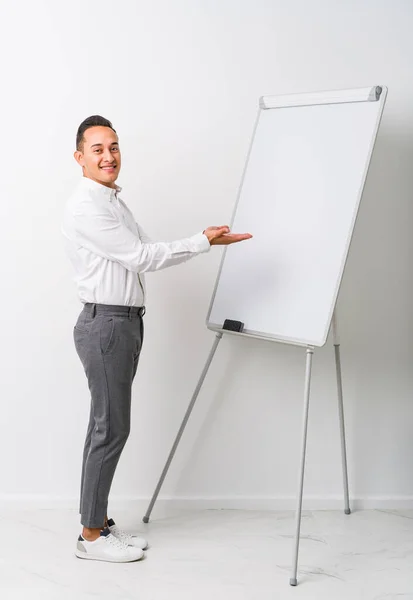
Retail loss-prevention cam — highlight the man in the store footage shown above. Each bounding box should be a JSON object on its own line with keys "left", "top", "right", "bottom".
{"left": 62, "top": 115, "right": 252, "bottom": 563}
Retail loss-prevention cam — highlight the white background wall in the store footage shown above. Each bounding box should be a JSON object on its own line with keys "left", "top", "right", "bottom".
{"left": 1, "top": 0, "right": 412, "bottom": 512}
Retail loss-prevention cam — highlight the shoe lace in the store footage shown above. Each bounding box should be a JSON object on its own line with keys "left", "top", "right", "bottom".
{"left": 113, "top": 526, "right": 133, "bottom": 543}
{"left": 105, "top": 532, "right": 129, "bottom": 550}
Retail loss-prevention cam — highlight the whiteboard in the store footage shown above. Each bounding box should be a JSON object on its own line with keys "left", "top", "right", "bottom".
{"left": 207, "top": 86, "right": 387, "bottom": 347}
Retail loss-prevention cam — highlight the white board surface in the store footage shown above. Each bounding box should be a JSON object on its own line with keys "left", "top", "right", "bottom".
{"left": 207, "top": 86, "right": 387, "bottom": 347}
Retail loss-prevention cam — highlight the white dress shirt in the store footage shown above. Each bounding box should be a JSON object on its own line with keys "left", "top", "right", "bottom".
{"left": 62, "top": 177, "right": 210, "bottom": 306}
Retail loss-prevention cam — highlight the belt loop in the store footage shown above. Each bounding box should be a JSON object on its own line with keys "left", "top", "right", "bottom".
{"left": 91, "top": 303, "right": 96, "bottom": 318}
{"left": 128, "top": 306, "right": 132, "bottom": 321}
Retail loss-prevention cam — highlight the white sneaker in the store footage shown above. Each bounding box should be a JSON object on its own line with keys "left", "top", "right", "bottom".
{"left": 107, "top": 518, "right": 149, "bottom": 550}
{"left": 75, "top": 528, "right": 144, "bottom": 563}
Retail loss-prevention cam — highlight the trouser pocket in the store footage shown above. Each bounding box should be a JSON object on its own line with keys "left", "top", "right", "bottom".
{"left": 99, "top": 317, "right": 116, "bottom": 355}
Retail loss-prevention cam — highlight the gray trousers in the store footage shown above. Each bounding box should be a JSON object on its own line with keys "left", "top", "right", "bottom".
{"left": 73, "top": 303, "right": 144, "bottom": 528}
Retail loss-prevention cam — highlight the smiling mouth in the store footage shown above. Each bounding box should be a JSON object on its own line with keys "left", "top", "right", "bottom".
{"left": 100, "top": 165, "right": 117, "bottom": 170}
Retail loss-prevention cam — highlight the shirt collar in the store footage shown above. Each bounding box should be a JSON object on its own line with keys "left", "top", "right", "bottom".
{"left": 80, "top": 176, "right": 122, "bottom": 201}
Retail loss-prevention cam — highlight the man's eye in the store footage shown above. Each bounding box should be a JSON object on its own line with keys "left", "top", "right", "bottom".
{"left": 111, "top": 147, "right": 119, "bottom": 152}
{"left": 94, "top": 149, "right": 101, "bottom": 153}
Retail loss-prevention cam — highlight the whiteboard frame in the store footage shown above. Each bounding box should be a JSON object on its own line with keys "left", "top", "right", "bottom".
{"left": 206, "top": 85, "right": 388, "bottom": 347}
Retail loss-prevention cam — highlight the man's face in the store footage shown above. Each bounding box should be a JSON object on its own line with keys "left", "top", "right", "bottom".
{"left": 74, "top": 126, "right": 121, "bottom": 188}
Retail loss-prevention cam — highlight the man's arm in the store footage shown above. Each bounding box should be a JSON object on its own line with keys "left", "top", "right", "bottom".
{"left": 136, "top": 223, "right": 153, "bottom": 245}
{"left": 71, "top": 198, "right": 210, "bottom": 273}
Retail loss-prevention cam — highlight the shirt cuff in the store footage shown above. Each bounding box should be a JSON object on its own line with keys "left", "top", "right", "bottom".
{"left": 190, "top": 231, "right": 211, "bottom": 253}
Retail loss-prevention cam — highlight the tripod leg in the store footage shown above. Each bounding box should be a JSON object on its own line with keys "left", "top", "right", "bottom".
{"left": 143, "top": 332, "right": 223, "bottom": 523}
{"left": 332, "top": 314, "right": 351, "bottom": 515}
{"left": 290, "top": 346, "right": 314, "bottom": 586}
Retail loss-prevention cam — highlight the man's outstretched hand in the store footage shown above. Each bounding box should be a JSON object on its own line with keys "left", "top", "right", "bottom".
{"left": 204, "top": 226, "right": 253, "bottom": 246}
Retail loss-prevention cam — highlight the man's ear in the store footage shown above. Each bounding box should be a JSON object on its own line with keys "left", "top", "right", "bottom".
{"left": 74, "top": 150, "right": 84, "bottom": 166}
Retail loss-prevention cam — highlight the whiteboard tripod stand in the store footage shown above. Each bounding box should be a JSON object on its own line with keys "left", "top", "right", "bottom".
{"left": 142, "top": 311, "right": 350, "bottom": 586}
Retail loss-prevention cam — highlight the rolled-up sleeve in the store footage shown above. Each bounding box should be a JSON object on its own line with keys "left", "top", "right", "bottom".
{"left": 72, "top": 198, "right": 210, "bottom": 273}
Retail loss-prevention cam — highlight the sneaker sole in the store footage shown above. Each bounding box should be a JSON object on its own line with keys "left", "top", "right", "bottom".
{"left": 75, "top": 549, "right": 144, "bottom": 563}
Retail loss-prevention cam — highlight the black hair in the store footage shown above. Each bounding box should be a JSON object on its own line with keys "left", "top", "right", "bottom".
{"left": 76, "top": 115, "right": 116, "bottom": 151}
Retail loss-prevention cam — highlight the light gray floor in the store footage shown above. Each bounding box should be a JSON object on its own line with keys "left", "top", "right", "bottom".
{"left": 0, "top": 508, "right": 412, "bottom": 599}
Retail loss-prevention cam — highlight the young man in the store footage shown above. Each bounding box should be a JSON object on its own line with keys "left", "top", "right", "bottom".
{"left": 62, "top": 115, "right": 252, "bottom": 563}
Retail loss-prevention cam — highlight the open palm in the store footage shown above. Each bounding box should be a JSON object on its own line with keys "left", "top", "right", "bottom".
{"left": 204, "top": 226, "right": 252, "bottom": 246}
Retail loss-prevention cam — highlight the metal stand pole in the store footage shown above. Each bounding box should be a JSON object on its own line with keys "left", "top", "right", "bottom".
{"left": 290, "top": 346, "right": 314, "bottom": 586}
{"left": 332, "top": 313, "right": 351, "bottom": 515}
{"left": 143, "top": 332, "right": 223, "bottom": 523}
